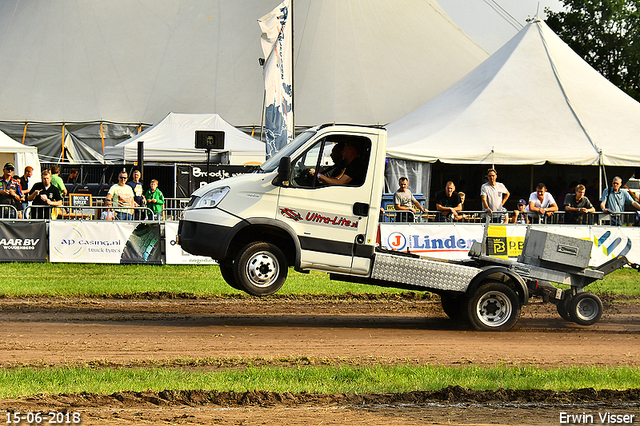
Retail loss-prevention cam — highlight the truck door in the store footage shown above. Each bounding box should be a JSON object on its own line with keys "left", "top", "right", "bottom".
{"left": 277, "top": 133, "right": 378, "bottom": 274}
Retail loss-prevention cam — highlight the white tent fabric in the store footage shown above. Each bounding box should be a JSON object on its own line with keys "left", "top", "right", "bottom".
{"left": 0, "top": 0, "right": 487, "bottom": 128}
{"left": 0, "top": 132, "right": 40, "bottom": 183}
{"left": 387, "top": 19, "right": 640, "bottom": 167}
{"left": 105, "top": 113, "right": 266, "bottom": 165}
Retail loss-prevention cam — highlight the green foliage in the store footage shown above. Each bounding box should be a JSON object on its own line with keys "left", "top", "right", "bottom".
{"left": 545, "top": 0, "right": 640, "bottom": 101}
{"left": 0, "top": 365, "right": 638, "bottom": 399}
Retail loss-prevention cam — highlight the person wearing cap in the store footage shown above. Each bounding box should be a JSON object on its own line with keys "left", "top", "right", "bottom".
{"left": 564, "top": 183, "right": 595, "bottom": 224}
{"left": 0, "top": 162, "right": 23, "bottom": 218}
{"left": 511, "top": 198, "right": 529, "bottom": 224}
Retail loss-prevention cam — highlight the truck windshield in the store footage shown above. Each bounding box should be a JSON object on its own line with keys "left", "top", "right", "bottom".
{"left": 260, "top": 130, "right": 317, "bottom": 172}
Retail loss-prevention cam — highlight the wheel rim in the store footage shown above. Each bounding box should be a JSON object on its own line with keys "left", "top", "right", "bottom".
{"left": 475, "top": 290, "right": 512, "bottom": 328}
{"left": 245, "top": 250, "right": 279, "bottom": 288}
{"left": 575, "top": 297, "right": 599, "bottom": 322}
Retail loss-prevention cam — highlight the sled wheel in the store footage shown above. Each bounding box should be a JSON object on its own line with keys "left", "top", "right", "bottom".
{"left": 440, "top": 294, "right": 468, "bottom": 321}
{"left": 234, "top": 242, "right": 287, "bottom": 296}
{"left": 556, "top": 295, "right": 573, "bottom": 321}
{"left": 219, "top": 260, "right": 243, "bottom": 291}
{"left": 467, "top": 282, "right": 520, "bottom": 331}
{"left": 568, "top": 293, "right": 602, "bottom": 326}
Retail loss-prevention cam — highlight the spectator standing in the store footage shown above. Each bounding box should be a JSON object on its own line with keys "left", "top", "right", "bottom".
{"left": 394, "top": 177, "right": 427, "bottom": 222}
{"left": 455, "top": 192, "right": 467, "bottom": 221}
{"left": 50, "top": 165, "right": 67, "bottom": 197}
{"left": 600, "top": 176, "right": 640, "bottom": 226}
{"left": 67, "top": 168, "right": 79, "bottom": 184}
{"left": 528, "top": 183, "right": 558, "bottom": 223}
{"left": 100, "top": 208, "right": 115, "bottom": 220}
{"left": 127, "top": 169, "right": 146, "bottom": 219}
{"left": 28, "top": 169, "right": 63, "bottom": 219}
{"left": 564, "top": 184, "right": 595, "bottom": 224}
{"left": 434, "top": 181, "right": 462, "bottom": 222}
{"left": 512, "top": 199, "right": 530, "bottom": 224}
{"left": 20, "top": 166, "right": 34, "bottom": 211}
{"left": 480, "top": 168, "right": 510, "bottom": 223}
{"left": 144, "top": 179, "right": 165, "bottom": 220}
{"left": 0, "top": 163, "right": 23, "bottom": 218}
{"left": 105, "top": 171, "right": 137, "bottom": 220}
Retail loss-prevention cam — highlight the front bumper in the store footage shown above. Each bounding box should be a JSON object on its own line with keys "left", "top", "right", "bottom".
{"left": 178, "top": 220, "right": 232, "bottom": 260}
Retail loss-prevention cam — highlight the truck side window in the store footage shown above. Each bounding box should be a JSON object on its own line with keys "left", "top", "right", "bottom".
{"left": 290, "top": 135, "right": 371, "bottom": 188}
{"left": 290, "top": 140, "right": 323, "bottom": 188}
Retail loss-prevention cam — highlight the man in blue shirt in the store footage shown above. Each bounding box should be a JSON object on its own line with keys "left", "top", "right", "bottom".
{"left": 599, "top": 176, "right": 640, "bottom": 226}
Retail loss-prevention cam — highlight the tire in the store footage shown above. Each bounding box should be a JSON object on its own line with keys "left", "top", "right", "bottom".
{"left": 556, "top": 295, "right": 572, "bottom": 321}
{"left": 568, "top": 292, "right": 603, "bottom": 326}
{"left": 219, "top": 260, "right": 243, "bottom": 291}
{"left": 440, "top": 294, "right": 468, "bottom": 321}
{"left": 233, "top": 242, "right": 288, "bottom": 296}
{"left": 467, "top": 282, "right": 521, "bottom": 331}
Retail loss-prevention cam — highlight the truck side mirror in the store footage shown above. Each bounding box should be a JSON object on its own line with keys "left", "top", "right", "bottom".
{"left": 273, "top": 157, "right": 291, "bottom": 186}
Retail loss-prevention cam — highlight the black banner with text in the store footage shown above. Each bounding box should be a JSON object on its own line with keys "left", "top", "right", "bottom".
{"left": 0, "top": 221, "right": 47, "bottom": 262}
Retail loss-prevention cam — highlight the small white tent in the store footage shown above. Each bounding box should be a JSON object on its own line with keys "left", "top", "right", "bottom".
{"left": 386, "top": 19, "right": 640, "bottom": 167}
{"left": 0, "top": 131, "right": 40, "bottom": 182}
{"left": 105, "top": 113, "right": 265, "bottom": 165}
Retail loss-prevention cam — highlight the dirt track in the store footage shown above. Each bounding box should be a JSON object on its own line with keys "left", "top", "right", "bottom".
{"left": 1, "top": 295, "right": 639, "bottom": 425}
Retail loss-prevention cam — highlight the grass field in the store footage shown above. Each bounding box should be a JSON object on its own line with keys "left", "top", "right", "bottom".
{"left": 1, "top": 365, "right": 639, "bottom": 399}
{"left": 0, "top": 263, "right": 637, "bottom": 297}
{"left": 1, "top": 263, "right": 638, "bottom": 398}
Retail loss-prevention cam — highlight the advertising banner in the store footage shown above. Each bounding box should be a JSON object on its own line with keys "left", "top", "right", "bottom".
{"left": 176, "top": 164, "right": 256, "bottom": 198}
{"left": 165, "top": 222, "right": 217, "bottom": 265}
{"left": 49, "top": 222, "right": 162, "bottom": 264}
{"left": 379, "top": 224, "right": 640, "bottom": 266}
{"left": 0, "top": 221, "right": 47, "bottom": 262}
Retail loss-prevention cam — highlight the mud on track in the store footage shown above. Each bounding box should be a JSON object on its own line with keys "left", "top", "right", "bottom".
{"left": 1, "top": 294, "right": 639, "bottom": 425}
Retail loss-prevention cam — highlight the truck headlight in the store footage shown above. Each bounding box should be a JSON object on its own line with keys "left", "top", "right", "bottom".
{"left": 191, "top": 186, "right": 230, "bottom": 209}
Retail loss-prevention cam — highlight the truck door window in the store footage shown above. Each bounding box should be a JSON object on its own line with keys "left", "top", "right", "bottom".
{"left": 290, "top": 140, "right": 323, "bottom": 188}
{"left": 290, "top": 135, "right": 371, "bottom": 188}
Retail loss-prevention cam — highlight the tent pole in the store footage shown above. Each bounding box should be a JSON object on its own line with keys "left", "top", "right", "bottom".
{"left": 21, "top": 123, "right": 28, "bottom": 144}
{"left": 100, "top": 122, "right": 105, "bottom": 157}
{"left": 291, "top": 0, "right": 294, "bottom": 137}
{"left": 61, "top": 123, "right": 66, "bottom": 162}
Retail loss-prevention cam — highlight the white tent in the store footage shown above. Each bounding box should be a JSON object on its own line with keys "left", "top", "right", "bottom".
{"left": 105, "top": 113, "right": 266, "bottom": 165}
{"left": 0, "top": 0, "right": 489, "bottom": 163}
{"left": 387, "top": 19, "right": 640, "bottom": 167}
{"left": 0, "top": 131, "right": 40, "bottom": 183}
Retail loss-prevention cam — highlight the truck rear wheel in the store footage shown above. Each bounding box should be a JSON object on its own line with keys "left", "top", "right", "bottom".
{"left": 467, "top": 282, "right": 520, "bottom": 331}
{"left": 568, "top": 292, "right": 602, "bottom": 326}
{"left": 556, "top": 295, "right": 572, "bottom": 321}
{"left": 234, "top": 242, "right": 288, "bottom": 296}
{"left": 440, "top": 294, "right": 468, "bottom": 321}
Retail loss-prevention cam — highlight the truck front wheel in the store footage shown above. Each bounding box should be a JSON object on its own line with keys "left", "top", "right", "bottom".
{"left": 234, "top": 242, "right": 288, "bottom": 296}
{"left": 468, "top": 282, "right": 520, "bottom": 331}
{"left": 219, "top": 260, "right": 243, "bottom": 291}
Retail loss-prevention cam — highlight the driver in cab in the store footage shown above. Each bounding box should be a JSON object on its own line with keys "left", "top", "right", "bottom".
{"left": 316, "top": 141, "right": 365, "bottom": 186}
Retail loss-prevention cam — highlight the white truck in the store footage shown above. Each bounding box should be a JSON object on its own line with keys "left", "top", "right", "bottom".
{"left": 178, "top": 124, "right": 633, "bottom": 331}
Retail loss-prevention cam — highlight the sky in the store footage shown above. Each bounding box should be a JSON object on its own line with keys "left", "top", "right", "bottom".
{"left": 437, "top": 0, "right": 564, "bottom": 53}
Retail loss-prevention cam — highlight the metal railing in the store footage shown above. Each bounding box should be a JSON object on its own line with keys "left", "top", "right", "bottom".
{"left": 379, "top": 208, "right": 640, "bottom": 226}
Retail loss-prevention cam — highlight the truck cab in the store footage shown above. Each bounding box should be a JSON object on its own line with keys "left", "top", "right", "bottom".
{"left": 178, "top": 124, "right": 387, "bottom": 295}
